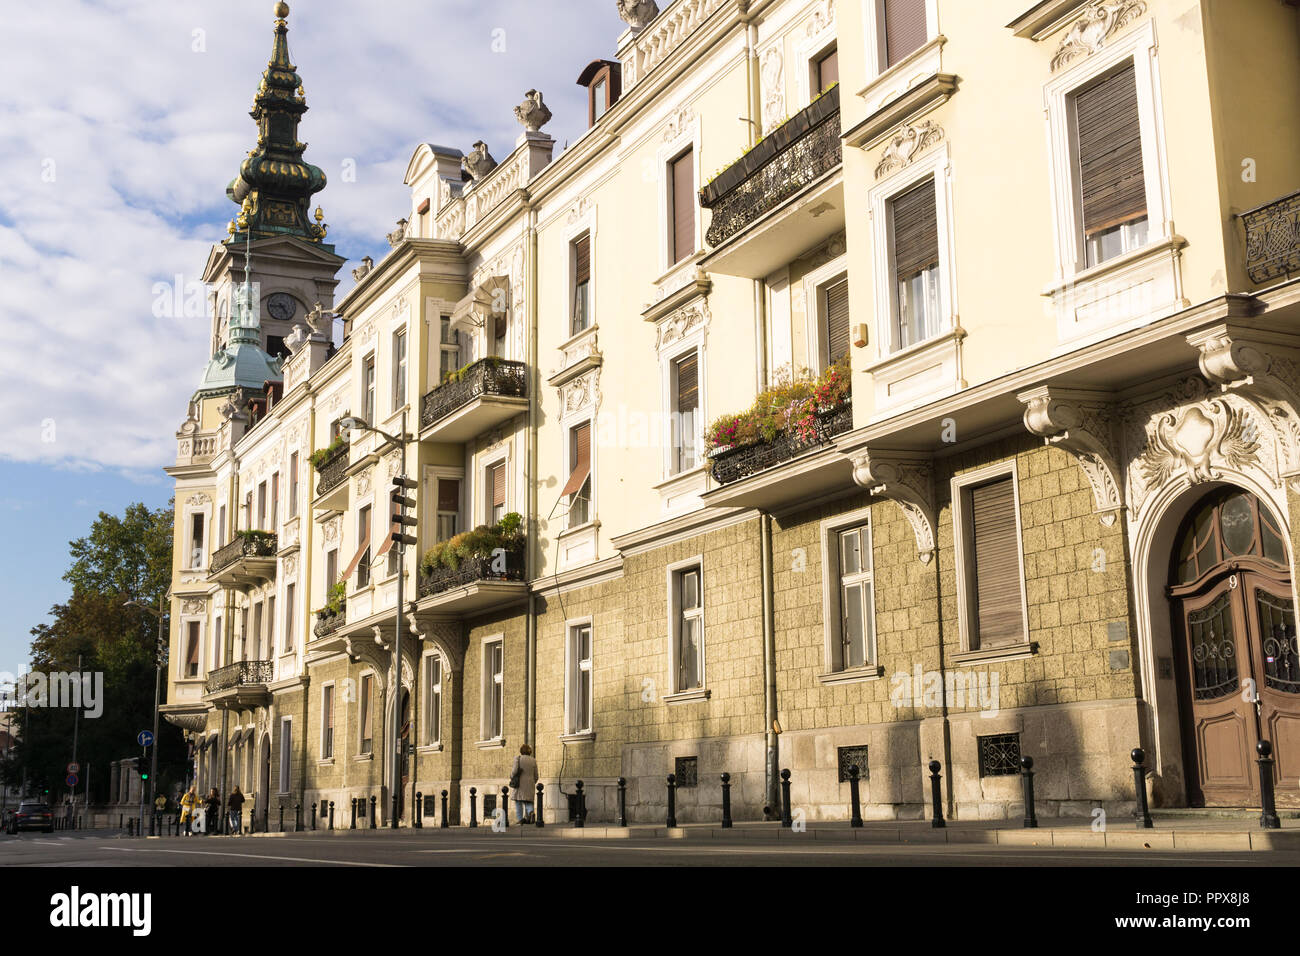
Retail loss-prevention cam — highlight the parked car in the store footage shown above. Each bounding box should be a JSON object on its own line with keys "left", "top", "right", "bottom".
{"left": 9, "top": 801, "right": 53, "bottom": 834}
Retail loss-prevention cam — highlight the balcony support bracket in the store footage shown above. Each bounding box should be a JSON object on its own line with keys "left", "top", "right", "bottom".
{"left": 848, "top": 448, "right": 936, "bottom": 564}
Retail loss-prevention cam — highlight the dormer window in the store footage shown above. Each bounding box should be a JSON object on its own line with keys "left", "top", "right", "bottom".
{"left": 577, "top": 60, "right": 622, "bottom": 129}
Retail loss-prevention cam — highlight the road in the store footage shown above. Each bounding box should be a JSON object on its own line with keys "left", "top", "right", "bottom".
{"left": 2, "top": 830, "right": 1296, "bottom": 866}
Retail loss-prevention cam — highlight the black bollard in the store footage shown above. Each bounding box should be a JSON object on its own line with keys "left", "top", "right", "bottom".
{"left": 416, "top": 793, "right": 423, "bottom": 829}
{"left": 441, "top": 790, "right": 449, "bottom": 829}
{"left": 666, "top": 774, "right": 677, "bottom": 828}
{"left": 780, "top": 769, "right": 793, "bottom": 828}
{"left": 1131, "top": 748, "right": 1154, "bottom": 829}
{"left": 535, "top": 782, "right": 545, "bottom": 828}
{"left": 1020, "top": 756, "right": 1038, "bottom": 829}
{"left": 721, "top": 773, "right": 734, "bottom": 828}
{"left": 617, "top": 777, "right": 628, "bottom": 827}
{"left": 392, "top": 794, "right": 399, "bottom": 829}
{"left": 574, "top": 781, "right": 585, "bottom": 828}
{"left": 310, "top": 802, "right": 317, "bottom": 831}
{"left": 279, "top": 804, "right": 285, "bottom": 833}
{"left": 370, "top": 795, "right": 377, "bottom": 829}
{"left": 469, "top": 787, "right": 478, "bottom": 828}
{"left": 328, "top": 800, "right": 335, "bottom": 831}
{"left": 350, "top": 797, "right": 357, "bottom": 829}
{"left": 848, "top": 765, "right": 863, "bottom": 828}
{"left": 928, "top": 760, "right": 946, "bottom": 829}
{"left": 1258, "top": 740, "right": 1281, "bottom": 829}
{"left": 502, "top": 786, "right": 511, "bottom": 828}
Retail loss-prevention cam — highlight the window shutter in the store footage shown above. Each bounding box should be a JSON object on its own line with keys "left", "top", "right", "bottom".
{"left": 676, "top": 353, "right": 699, "bottom": 415}
{"left": 1074, "top": 62, "right": 1146, "bottom": 236}
{"left": 491, "top": 463, "right": 506, "bottom": 508}
{"left": 884, "top": 0, "right": 927, "bottom": 67}
{"left": 561, "top": 422, "right": 593, "bottom": 497}
{"left": 438, "top": 479, "right": 459, "bottom": 513}
{"left": 671, "top": 149, "right": 695, "bottom": 264}
{"left": 891, "top": 179, "right": 939, "bottom": 281}
{"left": 824, "top": 277, "right": 851, "bottom": 364}
{"left": 342, "top": 508, "right": 372, "bottom": 579}
{"left": 575, "top": 235, "right": 591, "bottom": 285}
{"left": 373, "top": 497, "right": 399, "bottom": 559}
{"left": 969, "top": 478, "right": 1023, "bottom": 648}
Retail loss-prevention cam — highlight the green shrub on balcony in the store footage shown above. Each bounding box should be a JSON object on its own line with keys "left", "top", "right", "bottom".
{"left": 313, "top": 581, "right": 346, "bottom": 617}
{"left": 234, "top": 529, "right": 275, "bottom": 544}
{"left": 420, "top": 511, "right": 524, "bottom": 575}
{"left": 440, "top": 355, "right": 506, "bottom": 385}
{"left": 704, "top": 356, "right": 850, "bottom": 461}
{"left": 308, "top": 435, "right": 348, "bottom": 471}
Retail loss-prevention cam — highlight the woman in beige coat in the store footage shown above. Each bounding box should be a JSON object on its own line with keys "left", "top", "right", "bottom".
{"left": 510, "top": 744, "right": 539, "bottom": 823}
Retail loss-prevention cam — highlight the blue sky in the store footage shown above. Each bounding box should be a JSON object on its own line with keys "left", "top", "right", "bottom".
{"left": 0, "top": 0, "right": 625, "bottom": 672}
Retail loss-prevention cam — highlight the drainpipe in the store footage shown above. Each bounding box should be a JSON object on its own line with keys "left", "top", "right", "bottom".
{"left": 525, "top": 206, "right": 540, "bottom": 749}
{"left": 760, "top": 512, "right": 778, "bottom": 818}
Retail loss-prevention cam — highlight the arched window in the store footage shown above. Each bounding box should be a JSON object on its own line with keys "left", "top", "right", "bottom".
{"left": 1172, "top": 489, "right": 1288, "bottom": 585}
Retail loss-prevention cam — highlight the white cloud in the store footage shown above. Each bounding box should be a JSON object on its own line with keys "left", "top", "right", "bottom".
{"left": 0, "top": 0, "right": 622, "bottom": 472}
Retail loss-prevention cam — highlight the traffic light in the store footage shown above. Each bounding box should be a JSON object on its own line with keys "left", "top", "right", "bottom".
{"left": 390, "top": 476, "right": 418, "bottom": 551}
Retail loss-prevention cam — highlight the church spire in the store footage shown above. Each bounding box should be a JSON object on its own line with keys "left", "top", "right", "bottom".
{"left": 225, "top": 2, "right": 330, "bottom": 246}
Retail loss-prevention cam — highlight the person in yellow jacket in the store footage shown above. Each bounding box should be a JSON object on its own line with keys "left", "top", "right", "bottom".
{"left": 180, "top": 787, "right": 198, "bottom": 837}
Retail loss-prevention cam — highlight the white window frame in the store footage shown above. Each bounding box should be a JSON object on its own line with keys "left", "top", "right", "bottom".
{"left": 282, "top": 582, "right": 296, "bottom": 655}
{"left": 795, "top": 9, "right": 839, "bottom": 107}
{"left": 565, "top": 203, "right": 597, "bottom": 336}
{"left": 183, "top": 501, "right": 212, "bottom": 571}
{"left": 288, "top": 452, "right": 300, "bottom": 519}
{"left": 480, "top": 635, "right": 505, "bottom": 743}
{"left": 422, "top": 650, "right": 443, "bottom": 748}
{"left": 656, "top": 117, "right": 702, "bottom": 277}
{"left": 662, "top": 342, "right": 704, "bottom": 479}
{"left": 179, "top": 616, "right": 204, "bottom": 682}
{"left": 482, "top": 449, "right": 511, "bottom": 526}
{"left": 357, "top": 670, "right": 375, "bottom": 756}
{"left": 802, "top": 255, "right": 851, "bottom": 373}
{"left": 665, "top": 556, "right": 708, "bottom": 700}
{"left": 355, "top": 501, "right": 374, "bottom": 590}
{"left": 320, "top": 682, "right": 336, "bottom": 761}
{"left": 868, "top": 144, "right": 957, "bottom": 357}
{"left": 362, "top": 352, "right": 376, "bottom": 426}
{"left": 861, "top": 0, "right": 942, "bottom": 84}
{"left": 392, "top": 325, "right": 408, "bottom": 413}
{"left": 818, "top": 506, "right": 882, "bottom": 681}
{"left": 563, "top": 414, "right": 595, "bottom": 531}
{"left": 564, "top": 617, "right": 595, "bottom": 737}
{"left": 278, "top": 717, "right": 292, "bottom": 794}
{"left": 423, "top": 465, "right": 465, "bottom": 545}
{"left": 950, "top": 460, "right": 1032, "bottom": 658}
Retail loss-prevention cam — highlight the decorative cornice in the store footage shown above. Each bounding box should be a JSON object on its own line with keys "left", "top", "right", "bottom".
{"left": 1019, "top": 386, "right": 1123, "bottom": 524}
{"left": 849, "top": 450, "right": 936, "bottom": 563}
{"left": 1050, "top": 0, "right": 1147, "bottom": 72}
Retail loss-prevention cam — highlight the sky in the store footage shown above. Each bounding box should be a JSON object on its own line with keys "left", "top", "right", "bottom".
{"left": 0, "top": 0, "right": 626, "bottom": 674}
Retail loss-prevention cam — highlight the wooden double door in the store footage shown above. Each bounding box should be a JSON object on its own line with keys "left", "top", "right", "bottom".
{"left": 1170, "top": 489, "right": 1299, "bottom": 807}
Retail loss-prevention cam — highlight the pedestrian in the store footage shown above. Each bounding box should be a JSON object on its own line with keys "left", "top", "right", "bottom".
{"left": 180, "top": 787, "right": 197, "bottom": 836}
{"left": 509, "top": 743, "right": 538, "bottom": 824}
{"left": 228, "top": 785, "right": 245, "bottom": 835}
{"left": 205, "top": 788, "right": 221, "bottom": 835}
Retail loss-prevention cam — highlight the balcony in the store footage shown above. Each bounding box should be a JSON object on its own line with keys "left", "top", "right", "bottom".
{"left": 313, "top": 602, "right": 347, "bottom": 640}
{"left": 420, "top": 358, "right": 529, "bottom": 444}
{"left": 204, "top": 660, "right": 273, "bottom": 707}
{"left": 208, "top": 533, "right": 277, "bottom": 587}
{"left": 313, "top": 440, "right": 350, "bottom": 510}
{"left": 415, "top": 544, "right": 527, "bottom": 616}
{"left": 699, "top": 86, "right": 843, "bottom": 278}
{"left": 1241, "top": 191, "right": 1300, "bottom": 285}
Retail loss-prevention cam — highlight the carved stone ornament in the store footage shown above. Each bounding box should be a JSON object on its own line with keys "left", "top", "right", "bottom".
{"left": 656, "top": 303, "right": 709, "bottom": 351}
{"left": 562, "top": 369, "right": 602, "bottom": 415}
{"left": 1139, "top": 400, "right": 1262, "bottom": 491}
{"left": 663, "top": 104, "right": 695, "bottom": 143}
{"left": 1019, "top": 386, "right": 1123, "bottom": 525}
{"left": 805, "top": 0, "right": 835, "bottom": 38}
{"left": 409, "top": 617, "right": 465, "bottom": 672}
{"left": 761, "top": 47, "right": 785, "bottom": 134}
{"left": 323, "top": 517, "right": 341, "bottom": 543}
{"left": 356, "top": 469, "right": 372, "bottom": 496}
{"left": 874, "top": 121, "right": 945, "bottom": 179}
{"left": 283, "top": 554, "right": 298, "bottom": 578}
{"left": 181, "top": 598, "right": 207, "bottom": 615}
{"left": 185, "top": 493, "right": 211, "bottom": 508}
{"left": 514, "top": 90, "right": 552, "bottom": 133}
{"left": 850, "top": 450, "right": 937, "bottom": 563}
{"left": 1051, "top": 0, "right": 1147, "bottom": 72}
{"left": 566, "top": 197, "right": 593, "bottom": 225}
{"left": 617, "top": 0, "right": 659, "bottom": 30}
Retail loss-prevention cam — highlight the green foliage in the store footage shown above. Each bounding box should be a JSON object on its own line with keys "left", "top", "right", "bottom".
{"left": 315, "top": 581, "right": 346, "bottom": 616}
{"left": 440, "top": 355, "right": 502, "bottom": 385}
{"left": 420, "top": 512, "right": 524, "bottom": 575}
{"left": 64, "top": 501, "right": 173, "bottom": 609}
{"left": 308, "top": 434, "right": 348, "bottom": 471}
{"left": 235, "top": 529, "right": 275, "bottom": 543}
{"left": 704, "top": 356, "right": 850, "bottom": 456}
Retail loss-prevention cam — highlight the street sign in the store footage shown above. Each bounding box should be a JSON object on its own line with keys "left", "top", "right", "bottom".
{"left": 137, "top": 730, "right": 154, "bottom": 748}
{"left": 66, "top": 762, "right": 80, "bottom": 774}
{"left": 66, "top": 774, "right": 78, "bottom": 788}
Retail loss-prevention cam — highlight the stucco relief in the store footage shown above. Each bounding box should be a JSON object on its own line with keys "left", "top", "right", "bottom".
{"left": 562, "top": 369, "right": 603, "bottom": 415}
{"left": 323, "top": 516, "right": 341, "bottom": 543}
{"left": 761, "top": 46, "right": 784, "bottom": 134}
{"left": 663, "top": 104, "right": 695, "bottom": 143}
{"left": 181, "top": 598, "right": 206, "bottom": 615}
{"left": 656, "top": 303, "right": 709, "bottom": 351}
{"left": 185, "top": 493, "right": 210, "bottom": 507}
{"left": 874, "top": 121, "right": 945, "bottom": 179}
{"left": 1051, "top": 0, "right": 1148, "bottom": 72}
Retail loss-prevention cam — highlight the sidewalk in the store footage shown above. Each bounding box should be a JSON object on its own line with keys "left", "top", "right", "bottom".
{"left": 220, "top": 813, "right": 1300, "bottom": 852}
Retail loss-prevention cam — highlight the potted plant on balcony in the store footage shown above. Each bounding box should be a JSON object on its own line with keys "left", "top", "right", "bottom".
{"left": 309, "top": 434, "right": 348, "bottom": 471}
{"left": 313, "top": 581, "right": 346, "bottom": 623}
{"left": 420, "top": 511, "right": 524, "bottom": 576}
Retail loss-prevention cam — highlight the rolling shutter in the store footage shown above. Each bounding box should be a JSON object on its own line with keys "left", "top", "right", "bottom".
{"left": 969, "top": 478, "right": 1023, "bottom": 648}
{"left": 561, "top": 422, "right": 592, "bottom": 498}
{"left": 575, "top": 234, "right": 591, "bottom": 286}
{"left": 891, "top": 179, "right": 938, "bottom": 281}
{"left": 671, "top": 149, "right": 695, "bottom": 264}
{"left": 676, "top": 352, "right": 699, "bottom": 415}
{"left": 1074, "top": 61, "right": 1146, "bottom": 236}
{"left": 824, "top": 277, "right": 851, "bottom": 365}
{"left": 884, "top": 0, "right": 927, "bottom": 67}
{"left": 490, "top": 463, "right": 506, "bottom": 509}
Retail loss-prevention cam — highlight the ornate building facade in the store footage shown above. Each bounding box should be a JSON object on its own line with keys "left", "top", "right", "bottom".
{"left": 162, "top": 0, "right": 1300, "bottom": 827}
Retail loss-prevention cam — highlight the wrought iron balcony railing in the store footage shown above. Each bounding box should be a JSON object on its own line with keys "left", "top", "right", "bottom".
{"left": 1241, "top": 191, "right": 1300, "bottom": 285}
{"left": 700, "top": 85, "right": 841, "bottom": 248}
{"left": 417, "top": 545, "right": 526, "bottom": 599}
{"left": 314, "top": 442, "right": 350, "bottom": 497}
{"left": 205, "top": 660, "right": 273, "bottom": 695}
{"left": 709, "top": 403, "right": 853, "bottom": 486}
{"left": 210, "top": 533, "right": 277, "bottom": 575}
{"left": 313, "top": 602, "right": 346, "bottom": 639}
{"left": 420, "top": 358, "right": 528, "bottom": 432}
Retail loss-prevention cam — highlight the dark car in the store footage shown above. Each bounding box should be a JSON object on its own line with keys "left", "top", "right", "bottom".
{"left": 9, "top": 802, "right": 53, "bottom": 834}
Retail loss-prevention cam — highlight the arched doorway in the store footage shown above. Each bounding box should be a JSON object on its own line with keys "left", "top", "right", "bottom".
{"left": 1169, "top": 488, "right": 1298, "bottom": 806}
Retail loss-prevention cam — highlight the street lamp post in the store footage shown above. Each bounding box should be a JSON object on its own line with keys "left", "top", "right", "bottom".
{"left": 125, "top": 594, "right": 167, "bottom": 834}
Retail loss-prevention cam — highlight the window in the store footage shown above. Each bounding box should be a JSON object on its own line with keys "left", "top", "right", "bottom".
{"left": 218, "top": 504, "right": 227, "bottom": 548}
{"left": 891, "top": 178, "right": 941, "bottom": 349}
{"left": 439, "top": 315, "right": 460, "bottom": 382}
{"left": 815, "top": 45, "right": 839, "bottom": 94}
{"left": 270, "top": 472, "right": 279, "bottom": 529}
{"left": 821, "top": 275, "right": 851, "bottom": 367}
{"left": 385, "top": 495, "right": 401, "bottom": 578}
{"left": 567, "top": 623, "right": 593, "bottom": 735}
{"left": 572, "top": 234, "right": 591, "bottom": 335}
{"left": 243, "top": 491, "right": 253, "bottom": 531}
{"left": 189, "top": 513, "right": 205, "bottom": 569}
{"left": 1072, "top": 62, "right": 1148, "bottom": 268}
{"left": 353, "top": 505, "right": 373, "bottom": 588}
{"left": 669, "top": 148, "right": 695, "bottom": 265}
{"left": 562, "top": 421, "right": 592, "bottom": 528}
{"left": 214, "top": 615, "right": 223, "bottom": 670}
{"left": 185, "top": 621, "right": 201, "bottom": 679}
{"left": 283, "top": 583, "right": 295, "bottom": 653}
{"left": 592, "top": 78, "right": 607, "bottom": 120}
{"left": 239, "top": 607, "right": 248, "bottom": 660}
{"left": 836, "top": 525, "right": 873, "bottom": 670}
{"left": 289, "top": 452, "right": 299, "bottom": 519}
{"left": 671, "top": 351, "right": 699, "bottom": 474}
{"left": 266, "top": 595, "right": 276, "bottom": 658}
{"left": 252, "top": 601, "right": 263, "bottom": 660}
{"left": 436, "top": 478, "right": 460, "bottom": 541}
{"left": 325, "top": 548, "right": 338, "bottom": 588}
{"left": 359, "top": 673, "right": 373, "bottom": 754}
{"left": 953, "top": 469, "right": 1028, "bottom": 652}
{"left": 883, "top": 0, "right": 927, "bottom": 67}
{"left": 321, "top": 685, "right": 335, "bottom": 759}
{"left": 672, "top": 564, "right": 704, "bottom": 692}
{"left": 257, "top": 481, "right": 267, "bottom": 530}
{"left": 425, "top": 655, "right": 443, "bottom": 746}
{"left": 278, "top": 718, "right": 292, "bottom": 793}
{"left": 363, "top": 354, "right": 376, "bottom": 425}
{"left": 487, "top": 462, "right": 506, "bottom": 524}
{"left": 392, "top": 328, "right": 407, "bottom": 410}
{"left": 483, "top": 638, "right": 504, "bottom": 741}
